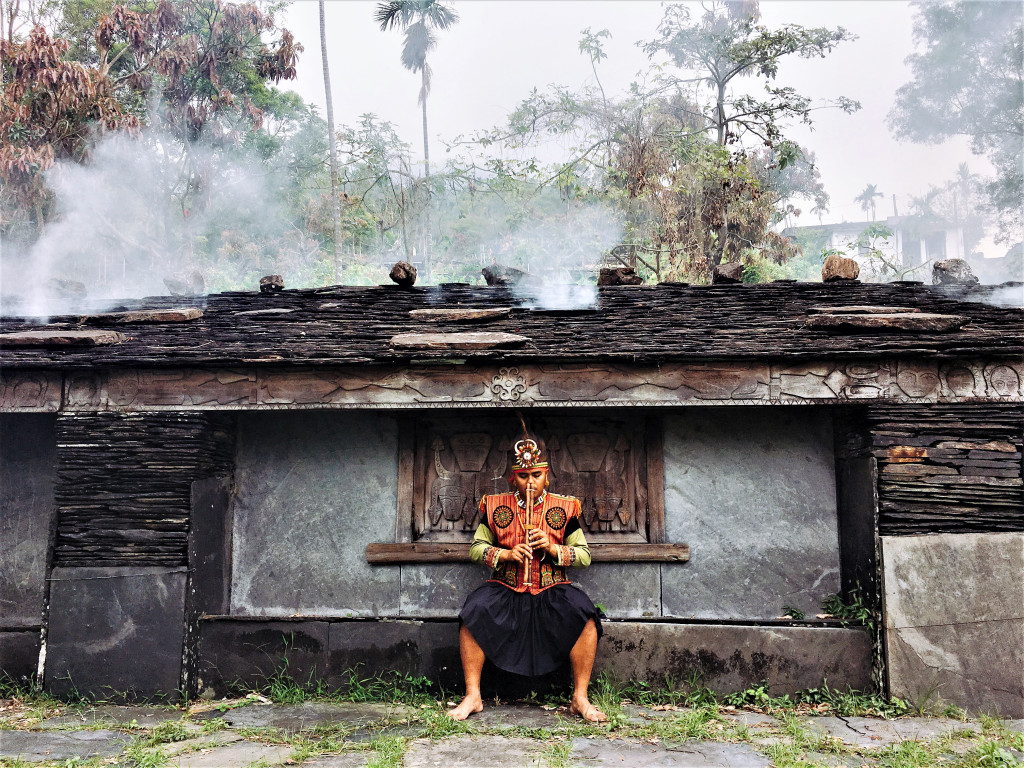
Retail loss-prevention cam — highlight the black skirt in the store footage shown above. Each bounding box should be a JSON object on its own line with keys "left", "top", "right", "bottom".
{"left": 459, "top": 582, "right": 603, "bottom": 678}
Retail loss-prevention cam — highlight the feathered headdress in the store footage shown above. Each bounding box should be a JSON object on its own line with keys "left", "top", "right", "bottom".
{"left": 512, "top": 412, "right": 548, "bottom": 471}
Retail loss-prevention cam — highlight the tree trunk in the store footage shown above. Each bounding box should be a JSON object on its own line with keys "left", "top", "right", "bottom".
{"left": 421, "top": 72, "right": 432, "bottom": 282}
{"left": 716, "top": 81, "right": 727, "bottom": 146}
{"left": 320, "top": 0, "right": 343, "bottom": 283}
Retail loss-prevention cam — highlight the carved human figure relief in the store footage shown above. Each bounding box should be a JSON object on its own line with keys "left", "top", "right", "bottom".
{"left": 895, "top": 362, "right": 940, "bottom": 399}
{"left": 941, "top": 365, "right": 980, "bottom": 398}
{"left": 985, "top": 364, "right": 1021, "bottom": 398}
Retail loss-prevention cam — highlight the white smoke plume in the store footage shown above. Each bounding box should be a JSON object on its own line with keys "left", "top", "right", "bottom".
{"left": 483, "top": 202, "right": 623, "bottom": 310}
{"left": 2, "top": 127, "right": 324, "bottom": 318}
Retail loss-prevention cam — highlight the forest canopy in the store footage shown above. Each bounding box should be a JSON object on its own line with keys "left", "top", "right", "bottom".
{"left": 0, "top": 0, "right": 1019, "bottom": 306}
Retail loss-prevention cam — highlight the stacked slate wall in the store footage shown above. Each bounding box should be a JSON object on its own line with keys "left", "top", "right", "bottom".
{"left": 872, "top": 404, "right": 1024, "bottom": 716}
{"left": 43, "top": 412, "right": 233, "bottom": 701}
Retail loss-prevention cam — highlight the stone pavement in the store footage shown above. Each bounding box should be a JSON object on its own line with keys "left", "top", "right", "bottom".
{"left": 0, "top": 699, "right": 1021, "bottom": 767}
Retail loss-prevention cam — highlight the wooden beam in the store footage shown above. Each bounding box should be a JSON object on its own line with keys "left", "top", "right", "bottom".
{"left": 366, "top": 542, "right": 689, "bottom": 564}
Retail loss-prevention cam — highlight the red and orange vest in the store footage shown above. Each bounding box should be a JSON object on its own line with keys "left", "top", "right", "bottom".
{"left": 479, "top": 491, "right": 582, "bottom": 594}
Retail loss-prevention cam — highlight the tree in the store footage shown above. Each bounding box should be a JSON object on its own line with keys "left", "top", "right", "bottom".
{"left": 642, "top": 1, "right": 857, "bottom": 263}
{"left": 375, "top": 0, "right": 458, "bottom": 279}
{"left": 0, "top": 23, "right": 138, "bottom": 238}
{"left": 319, "top": 0, "right": 342, "bottom": 282}
{"left": 2, "top": 0, "right": 309, "bottom": 286}
{"left": 855, "top": 183, "right": 883, "bottom": 221}
{"left": 889, "top": 0, "right": 1023, "bottom": 243}
{"left": 643, "top": 1, "right": 859, "bottom": 148}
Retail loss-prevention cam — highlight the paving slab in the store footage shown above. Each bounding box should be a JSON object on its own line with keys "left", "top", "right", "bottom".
{"left": 162, "top": 731, "right": 245, "bottom": 757}
{"left": 1004, "top": 719, "right": 1024, "bottom": 733}
{"left": 720, "top": 711, "right": 779, "bottom": 728}
{"left": 620, "top": 704, "right": 691, "bottom": 724}
{"left": 802, "top": 752, "right": 872, "bottom": 767}
{"left": 569, "top": 737, "right": 769, "bottom": 767}
{"left": 344, "top": 724, "right": 424, "bottom": 743}
{"left": 168, "top": 740, "right": 293, "bottom": 767}
{"left": 463, "top": 702, "right": 566, "bottom": 730}
{"left": 38, "top": 704, "right": 184, "bottom": 729}
{"left": 804, "top": 716, "right": 980, "bottom": 747}
{"left": 0, "top": 729, "right": 128, "bottom": 761}
{"left": 404, "top": 736, "right": 549, "bottom": 767}
{"left": 299, "top": 754, "right": 371, "bottom": 767}
{"left": 196, "top": 702, "right": 415, "bottom": 733}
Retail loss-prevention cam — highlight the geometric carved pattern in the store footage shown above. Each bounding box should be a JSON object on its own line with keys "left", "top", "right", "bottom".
{"left": 408, "top": 414, "right": 658, "bottom": 545}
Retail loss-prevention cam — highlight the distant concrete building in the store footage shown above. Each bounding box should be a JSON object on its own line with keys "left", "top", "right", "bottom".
{"left": 785, "top": 215, "right": 968, "bottom": 279}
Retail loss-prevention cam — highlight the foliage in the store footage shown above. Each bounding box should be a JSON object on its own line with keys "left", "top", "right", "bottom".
{"left": 1, "top": 0, "right": 303, "bottom": 258}
{"left": 445, "top": 3, "right": 852, "bottom": 281}
{"left": 852, "top": 223, "right": 929, "bottom": 282}
{"left": 725, "top": 683, "right": 910, "bottom": 719}
{"left": 0, "top": 23, "right": 138, "bottom": 237}
{"left": 889, "top": 0, "right": 1023, "bottom": 243}
{"left": 375, "top": 0, "right": 458, "bottom": 109}
{"left": 643, "top": 1, "right": 859, "bottom": 148}
{"left": 821, "top": 588, "right": 875, "bottom": 631}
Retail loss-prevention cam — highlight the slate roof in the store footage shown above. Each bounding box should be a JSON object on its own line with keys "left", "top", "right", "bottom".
{"left": 0, "top": 280, "right": 1021, "bottom": 370}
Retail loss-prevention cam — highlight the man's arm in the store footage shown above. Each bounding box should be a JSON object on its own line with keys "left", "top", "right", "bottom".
{"left": 469, "top": 523, "right": 503, "bottom": 569}
{"left": 554, "top": 517, "right": 592, "bottom": 568}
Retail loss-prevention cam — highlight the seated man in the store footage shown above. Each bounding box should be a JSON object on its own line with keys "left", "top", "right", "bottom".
{"left": 449, "top": 436, "right": 606, "bottom": 722}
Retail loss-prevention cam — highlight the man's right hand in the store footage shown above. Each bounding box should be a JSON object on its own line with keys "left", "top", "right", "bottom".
{"left": 501, "top": 543, "right": 534, "bottom": 564}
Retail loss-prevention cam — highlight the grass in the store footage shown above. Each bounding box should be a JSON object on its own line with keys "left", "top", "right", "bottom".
{"left": 3, "top": 675, "right": 1023, "bottom": 768}
{"left": 366, "top": 735, "right": 408, "bottom": 768}
{"left": 249, "top": 665, "right": 438, "bottom": 707}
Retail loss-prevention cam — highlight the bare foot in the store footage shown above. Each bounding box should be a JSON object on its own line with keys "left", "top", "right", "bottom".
{"left": 448, "top": 694, "right": 484, "bottom": 721}
{"left": 569, "top": 697, "right": 607, "bottom": 723}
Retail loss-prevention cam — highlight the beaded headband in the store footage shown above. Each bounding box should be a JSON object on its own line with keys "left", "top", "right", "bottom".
{"left": 512, "top": 438, "right": 548, "bottom": 471}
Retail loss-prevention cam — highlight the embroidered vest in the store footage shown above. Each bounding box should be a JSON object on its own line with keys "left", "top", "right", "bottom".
{"left": 481, "top": 492, "right": 581, "bottom": 594}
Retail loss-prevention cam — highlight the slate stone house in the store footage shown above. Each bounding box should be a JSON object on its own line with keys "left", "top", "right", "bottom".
{"left": 0, "top": 279, "right": 1021, "bottom": 715}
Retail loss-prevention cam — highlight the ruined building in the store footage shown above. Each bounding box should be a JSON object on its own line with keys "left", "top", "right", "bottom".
{"left": 0, "top": 279, "right": 1021, "bottom": 715}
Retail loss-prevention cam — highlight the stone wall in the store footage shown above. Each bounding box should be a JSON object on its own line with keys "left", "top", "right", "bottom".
{"left": 0, "top": 415, "right": 56, "bottom": 682}
{"left": 195, "top": 618, "right": 872, "bottom": 699}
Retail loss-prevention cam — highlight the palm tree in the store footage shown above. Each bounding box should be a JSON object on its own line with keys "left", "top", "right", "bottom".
{"left": 320, "top": 1, "right": 343, "bottom": 283}
{"left": 376, "top": 0, "right": 459, "bottom": 280}
{"left": 855, "top": 183, "right": 883, "bottom": 221}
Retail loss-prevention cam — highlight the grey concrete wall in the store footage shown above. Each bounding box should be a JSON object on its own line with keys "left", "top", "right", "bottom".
{"left": 196, "top": 618, "right": 871, "bottom": 697}
{"left": 662, "top": 408, "right": 840, "bottom": 620}
{"left": 883, "top": 533, "right": 1024, "bottom": 717}
{"left": 230, "top": 412, "right": 401, "bottom": 617}
{"left": 229, "top": 409, "right": 843, "bottom": 622}
{"left": 0, "top": 414, "right": 57, "bottom": 627}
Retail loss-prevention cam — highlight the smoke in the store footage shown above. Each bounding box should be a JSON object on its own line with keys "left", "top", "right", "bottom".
{"left": 483, "top": 201, "right": 622, "bottom": 310}
{"left": 2, "top": 127, "right": 324, "bottom": 318}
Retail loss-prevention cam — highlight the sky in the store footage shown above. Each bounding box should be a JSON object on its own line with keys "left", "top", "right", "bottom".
{"left": 279, "top": 0, "right": 993, "bottom": 245}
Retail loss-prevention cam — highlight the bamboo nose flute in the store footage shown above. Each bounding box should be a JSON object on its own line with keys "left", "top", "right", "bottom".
{"left": 523, "top": 486, "right": 534, "bottom": 588}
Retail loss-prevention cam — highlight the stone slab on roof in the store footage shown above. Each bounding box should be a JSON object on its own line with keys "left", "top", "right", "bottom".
{"left": 0, "top": 281, "right": 1020, "bottom": 369}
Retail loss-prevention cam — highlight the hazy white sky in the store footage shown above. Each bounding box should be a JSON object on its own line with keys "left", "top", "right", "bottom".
{"left": 279, "top": 1, "right": 984, "bottom": 230}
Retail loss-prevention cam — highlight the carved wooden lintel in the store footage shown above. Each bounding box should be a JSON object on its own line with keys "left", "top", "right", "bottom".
{"left": 0, "top": 359, "right": 1020, "bottom": 413}
{"left": 365, "top": 542, "right": 690, "bottom": 564}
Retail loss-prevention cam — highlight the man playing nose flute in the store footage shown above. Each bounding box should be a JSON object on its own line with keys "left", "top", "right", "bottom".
{"left": 449, "top": 434, "right": 606, "bottom": 722}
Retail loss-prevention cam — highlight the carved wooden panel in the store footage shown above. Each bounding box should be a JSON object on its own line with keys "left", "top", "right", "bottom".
{"left": 407, "top": 414, "right": 658, "bottom": 544}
